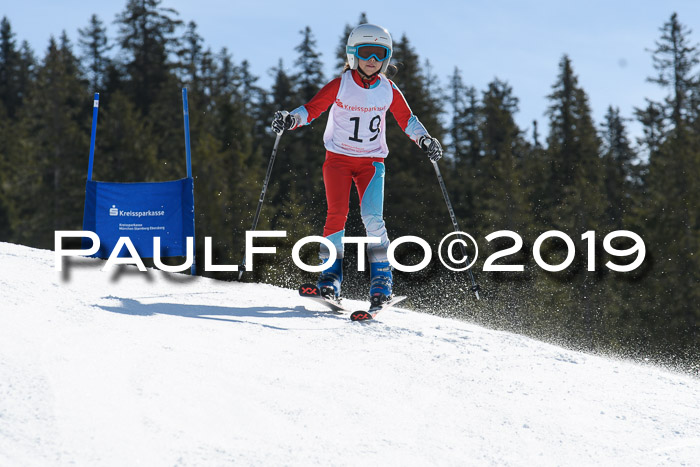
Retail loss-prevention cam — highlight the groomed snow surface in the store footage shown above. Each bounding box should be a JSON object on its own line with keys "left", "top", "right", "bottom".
{"left": 0, "top": 242, "right": 699, "bottom": 466}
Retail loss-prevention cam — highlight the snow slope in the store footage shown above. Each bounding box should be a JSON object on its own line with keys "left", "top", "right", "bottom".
{"left": 0, "top": 242, "right": 698, "bottom": 467}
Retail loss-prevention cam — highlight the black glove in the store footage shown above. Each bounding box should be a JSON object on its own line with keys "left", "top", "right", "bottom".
{"left": 420, "top": 136, "right": 443, "bottom": 162}
{"left": 271, "top": 110, "right": 296, "bottom": 134}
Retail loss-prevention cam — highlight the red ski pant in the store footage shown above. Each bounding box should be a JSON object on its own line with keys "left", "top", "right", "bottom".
{"left": 322, "top": 151, "right": 389, "bottom": 262}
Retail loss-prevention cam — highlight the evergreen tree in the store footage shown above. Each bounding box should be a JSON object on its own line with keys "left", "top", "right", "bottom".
{"left": 600, "top": 106, "right": 636, "bottom": 229}
{"left": 180, "top": 21, "right": 203, "bottom": 87}
{"left": 114, "top": 0, "right": 183, "bottom": 115}
{"left": 238, "top": 58, "right": 269, "bottom": 153}
{"left": 647, "top": 12, "right": 699, "bottom": 127}
{"left": 239, "top": 60, "right": 263, "bottom": 113}
{"left": 541, "top": 55, "right": 606, "bottom": 347}
{"left": 478, "top": 79, "right": 529, "bottom": 232}
{"left": 446, "top": 67, "right": 481, "bottom": 230}
{"left": 78, "top": 14, "right": 111, "bottom": 92}
{"left": 597, "top": 107, "right": 647, "bottom": 352}
{"left": 294, "top": 26, "right": 324, "bottom": 103}
{"left": 0, "top": 18, "right": 35, "bottom": 241}
{"left": 469, "top": 78, "right": 536, "bottom": 319}
{"left": 114, "top": 0, "right": 184, "bottom": 183}
{"left": 639, "top": 13, "right": 700, "bottom": 351}
{"left": 0, "top": 17, "right": 31, "bottom": 119}
{"left": 544, "top": 55, "right": 605, "bottom": 232}
{"left": 447, "top": 67, "right": 481, "bottom": 166}
{"left": 6, "top": 35, "right": 88, "bottom": 247}
{"left": 16, "top": 41, "right": 35, "bottom": 102}
{"left": 210, "top": 48, "right": 252, "bottom": 148}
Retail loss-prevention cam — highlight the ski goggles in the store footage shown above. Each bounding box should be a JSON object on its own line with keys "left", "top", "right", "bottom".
{"left": 347, "top": 44, "right": 390, "bottom": 62}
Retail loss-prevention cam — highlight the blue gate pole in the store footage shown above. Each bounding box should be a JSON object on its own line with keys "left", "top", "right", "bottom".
{"left": 86, "top": 93, "right": 99, "bottom": 181}
{"left": 182, "top": 88, "right": 193, "bottom": 178}
{"left": 182, "top": 88, "right": 196, "bottom": 275}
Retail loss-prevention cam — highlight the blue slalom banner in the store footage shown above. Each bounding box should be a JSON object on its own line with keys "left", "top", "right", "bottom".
{"left": 82, "top": 178, "right": 194, "bottom": 258}
{"left": 82, "top": 89, "right": 196, "bottom": 273}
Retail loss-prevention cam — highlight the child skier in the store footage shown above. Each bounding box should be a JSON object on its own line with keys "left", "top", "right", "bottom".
{"left": 272, "top": 23, "right": 443, "bottom": 308}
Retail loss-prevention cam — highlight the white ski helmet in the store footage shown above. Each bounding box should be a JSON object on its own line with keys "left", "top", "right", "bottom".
{"left": 346, "top": 23, "right": 393, "bottom": 74}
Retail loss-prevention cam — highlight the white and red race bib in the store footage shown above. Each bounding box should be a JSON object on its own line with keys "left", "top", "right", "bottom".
{"left": 323, "top": 70, "right": 393, "bottom": 158}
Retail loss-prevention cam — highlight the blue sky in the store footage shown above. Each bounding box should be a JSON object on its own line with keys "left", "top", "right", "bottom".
{"left": 5, "top": 1, "right": 700, "bottom": 142}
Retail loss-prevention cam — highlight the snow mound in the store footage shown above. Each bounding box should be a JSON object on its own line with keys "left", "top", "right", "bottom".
{"left": 0, "top": 242, "right": 698, "bottom": 466}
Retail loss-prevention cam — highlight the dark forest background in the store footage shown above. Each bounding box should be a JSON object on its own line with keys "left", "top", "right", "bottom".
{"left": 0, "top": 1, "right": 697, "bottom": 367}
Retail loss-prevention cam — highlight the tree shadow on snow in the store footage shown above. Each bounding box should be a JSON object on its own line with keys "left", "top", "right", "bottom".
{"left": 96, "top": 297, "right": 339, "bottom": 331}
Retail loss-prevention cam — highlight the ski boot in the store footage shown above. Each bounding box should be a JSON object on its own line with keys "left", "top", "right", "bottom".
{"left": 317, "top": 257, "right": 343, "bottom": 299}
{"left": 369, "top": 261, "right": 393, "bottom": 309}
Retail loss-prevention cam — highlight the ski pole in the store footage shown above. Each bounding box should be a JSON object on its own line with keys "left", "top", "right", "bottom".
{"left": 238, "top": 131, "right": 283, "bottom": 280}
{"left": 432, "top": 160, "right": 480, "bottom": 300}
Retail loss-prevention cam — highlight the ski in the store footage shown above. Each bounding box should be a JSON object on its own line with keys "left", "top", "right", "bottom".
{"left": 298, "top": 283, "right": 350, "bottom": 314}
{"left": 350, "top": 295, "right": 407, "bottom": 322}
{"left": 299, "top": 284, "right": 407, "bottom": 321}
